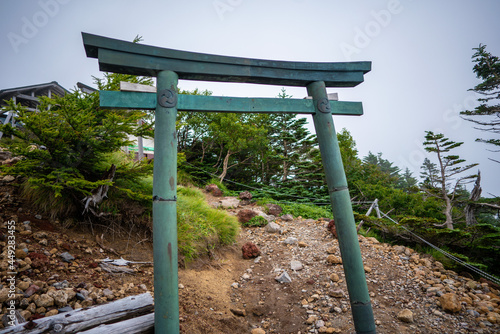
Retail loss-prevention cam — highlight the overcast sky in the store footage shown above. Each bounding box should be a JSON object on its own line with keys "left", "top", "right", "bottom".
{"left": 1, "top": 0, "right": 499, "bottom": 197}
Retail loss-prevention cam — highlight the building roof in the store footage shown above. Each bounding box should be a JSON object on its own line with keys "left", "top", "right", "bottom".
{"left": 0, "top": 81, "right": 68, "bottom": 110}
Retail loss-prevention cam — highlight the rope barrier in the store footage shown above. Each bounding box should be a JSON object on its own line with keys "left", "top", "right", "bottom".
{"left": 183, "top": 162, "right": 500, "bottom": 285}
{"left": 378, "top": 208, "right": 500, "bottom": 286}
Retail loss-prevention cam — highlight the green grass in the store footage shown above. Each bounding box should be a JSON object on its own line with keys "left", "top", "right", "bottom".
{"left": 243, "top": 215, "right": 268, "bottom": 227}
{"left": 280, "top": 202, "right": 333, "bottom": 220}
{"left": 177, "top": 186, "right": 240, "bottom": 261}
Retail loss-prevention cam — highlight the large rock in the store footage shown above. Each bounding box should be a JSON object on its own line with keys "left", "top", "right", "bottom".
{"left": 237, "top": 209, "right": 258, "bottom": 223}
{"left": 219, "top": 197, "right": 240, "bottom": 209}
{"left": 327, "top": 220, "right": 337, "bottom": 238}
{"left": 266, "top": 204, "right": 283, "bottom": 216}
{"left": 439, "top": 293, "right": 461, "bottom": 313}
{"left": 397, "top": 309, "right": 414, "bottom": 323}
{"left": 205, "top": 184, "right": 223, "bottom": 197}
{"left": 238, "top": 191, "right": 252, "bottom": 200}
{"left": 242, "top": 242, "right": 261, "bottom": 259}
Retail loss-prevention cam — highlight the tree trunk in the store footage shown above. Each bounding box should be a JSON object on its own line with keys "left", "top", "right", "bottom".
{"left": 443, "top": 195, "right": 454, "bottom": 229}
{"left": 465, "top": 171, "right": 482, "bottom": 226}
{"left": 218, "top": 149, "right": 231, "bottom": 182}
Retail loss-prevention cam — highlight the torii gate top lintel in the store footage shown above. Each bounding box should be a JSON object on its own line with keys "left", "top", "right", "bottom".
{"left": 82, "top": 32, "right": 371, "bottom": 87}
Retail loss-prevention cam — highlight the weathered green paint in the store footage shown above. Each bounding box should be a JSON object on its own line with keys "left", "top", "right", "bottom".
{"left": 152, "top": 70, "right": 179, "bottom": 333}
{"left": 82, "top": 32, "right": 370, "bottom": 87}
{"left": 307, "top": 81, "right": 376, "bottom": 334}
{"left": 99, "top": 90, "right": 363, "bottom": 115}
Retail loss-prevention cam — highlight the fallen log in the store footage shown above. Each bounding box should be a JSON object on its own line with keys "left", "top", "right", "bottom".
{"left": 79, "top": 313, "right": 154, "bottom": 334}
{"left": 0, "top": 293, "right": 153, "bottom": 334}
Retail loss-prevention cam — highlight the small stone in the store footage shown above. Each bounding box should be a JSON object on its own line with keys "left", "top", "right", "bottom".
{"left": 35, "top": 294, "right": 54, "bottom": 308}
{"left": 230, "top": 308, "right": 246, "bottom": 317}
{"left": 60, "top": 252, "right": 75, "bottom": 262}
{"left": 298, "top": 241, "right": 308, "bottom": 248}
{"left": 316, "top": 320, "right": 325, "bottom": 328}
{"left": 487, "top": 312, "right": 500, "bottom": 324}
{"left": 251, "top": 329, "right": 266, "bottom": 334}
{"left": 326, "top": 247, "right": 336, "bottom": 254}
{"left": 306, "top": 315, "right": 318, "bottom": 324}
{"left": 3, "top": 175, "right": 15, "bottom": 182}
{"left": 397, "top": 309, "right": 414, "bottom": 323}
{"left": 48, "top": 290, "right": 68, "bottom": 307}
{"left": 275, "top": 271, "right": 292, "bottom": 283}
{"left": 15, "top": 249, "right": 27, "bottom": 259}
{"left": 329, "top": 289, "right": 345, "bottom": 298}
{"left": 364, "top": 266, "right": 372, "bottom": 273}
{"left": 284, "top": 237, "right": 298, "bottom": 245}
{"left": 231, "top": 282, "right": 239, "bottom": 289}
{"left": 329, "top": 273, "right": 340, "bottom": 282}
{"left": 102, "top": 288, "right": 113, "bottom": 296}
{"left": 326, "top": 255, "right": 342, "bottom": 265}
{"left": 265, "top": 222, "right": 281, "bottom": 233}
{"left": 58, "top": 306, "right": 73, "bottom": 313}
{"left": 439, "top": 293, "right": 461, "bottom": 313}
{"left": 290, "top": 260, "right": 303, "bottom": 271}
{"left": 53, "top": 280, "right": 69, "bottom": 290}
{"left": 178, "top": 284, "right": 185, "bottom": 289}
{"left": 17, "top": 281, "right": 30, "bottom": 291}
{"left": 280, "top": 214, "right": 293, "bottom": 221}
{"left": 45, "top": 309, "right": 58, "bottom": 317}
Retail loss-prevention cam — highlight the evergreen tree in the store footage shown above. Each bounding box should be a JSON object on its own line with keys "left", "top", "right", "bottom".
{"left": 420, "top": 157, "right": 440, "bottom": 189}
{"left": 422, "top": 131, "right": 478, "bottom": 229}
{"left": 460, "top": 44, "right": 500, "bottom": 160}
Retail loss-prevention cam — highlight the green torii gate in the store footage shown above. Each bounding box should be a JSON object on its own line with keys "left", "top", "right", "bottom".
{"left": 82, "top": 32, "right": 376, "bottom": 334}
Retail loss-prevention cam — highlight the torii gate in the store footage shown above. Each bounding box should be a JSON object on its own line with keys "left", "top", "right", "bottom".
{"left": 82, "top": 32, "right": 376, "bottom": 334}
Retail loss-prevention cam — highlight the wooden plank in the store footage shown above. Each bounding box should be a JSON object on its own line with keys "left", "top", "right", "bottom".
{"left": 120, "top": 82, "right": 156, "bottom": 93}
{"left": 1, "top": 293, "right": 153, "bottom": 334}
{"left": 99, "top": 91, "right": 363, "bottom": 116}
{"left": 78, "top": 313, "right": 154, "bottom": 334}
{"left": 82, "top": 33, "right": 370, "bottom": 87}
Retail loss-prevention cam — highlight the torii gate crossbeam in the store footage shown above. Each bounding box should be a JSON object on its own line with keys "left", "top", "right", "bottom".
{"left": 82, "top": 32, "right": 376, "bottom": 334}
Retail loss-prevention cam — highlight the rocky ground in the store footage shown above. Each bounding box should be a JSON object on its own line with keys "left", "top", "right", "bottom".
{"left": 0, "top": 176, "right": 499, "bottom": 333}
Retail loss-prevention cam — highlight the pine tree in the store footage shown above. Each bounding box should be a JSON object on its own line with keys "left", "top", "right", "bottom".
{"left": 460, "top": 44, "right": 500, "bottom": 160}
{"left": 422, "top": 131, "right": 478, "bottom": 229}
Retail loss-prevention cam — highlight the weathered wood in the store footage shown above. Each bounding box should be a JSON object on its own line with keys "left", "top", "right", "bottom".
{"left": 99, "top": 90, "right": 364, "bottom": 115}
{"left": 465, "top": 172, "right": 482, "bottom": 226}
{"left": 120, "top": 81, "right": 156, "bottom": 93}
{"left": 0, "top": 293, "right": 153, "bottom": 334}
{"left": 82, "top": 32, "right": 370, "bottom": 87}
{"left": 78, "top": 313, "right": 154, "bottom": 334}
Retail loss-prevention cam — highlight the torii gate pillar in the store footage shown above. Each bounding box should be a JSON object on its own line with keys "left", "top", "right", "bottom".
{"left": 308, "top": 81, "right": 375, "bottom": 330}
{"left": 152, "top": 70, "right": 179, "bottom": 332}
